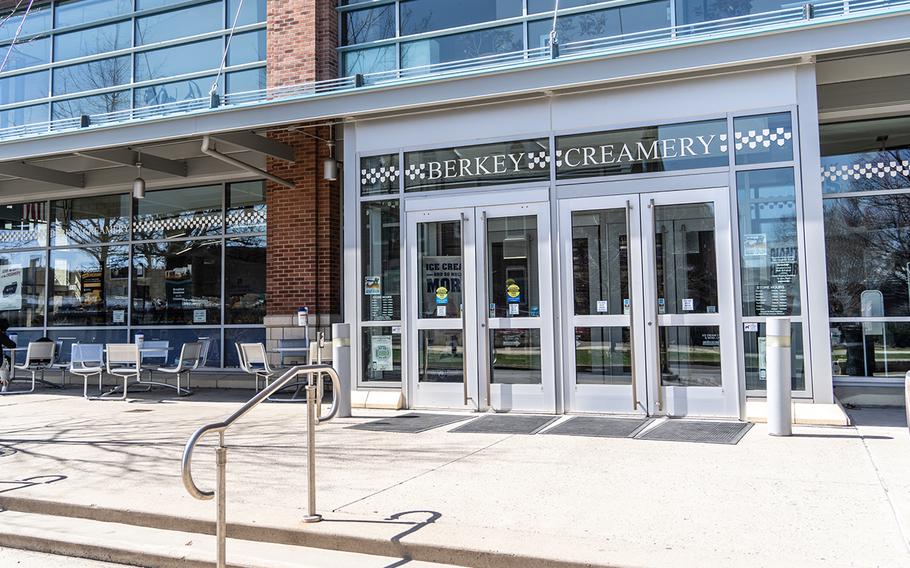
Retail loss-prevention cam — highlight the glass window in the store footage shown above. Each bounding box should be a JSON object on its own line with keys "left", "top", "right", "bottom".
{"left": 0, "top": 5, "right": 50, "bottom": 42}
{"left": 528, "top": 1, "right": 670, "bottom": 48}
{"left": 131, "top": 327, "right": 222, "bottom": 367}
{"left": 736, "top": 168, "right": 800, "bottom": 317}
{"left": 224, "top": 326, "right": 263, "bottom": 367}
{"left": 55, "top": 0, "right": 132, "bottom": 28}
{"left": 659, "top": 326, "right": 721, "bottom": 387}
{"left": 135, "top": 2, "right": 223, "bottom": 46}
{"left": 486, "top": 215, "right": 540, "bottom": 318}
{"left": 400, "top": 0, "right": 522, "bottom": 35}
{"left": 134, "top": 76, "right": 214, "bottom": 107}
{"left": 133, "top": 185, "right": 223, "bottom": 240}
{"left": 675, "top": 0, "right": 815, "bottom": 25}
{"left": 556, "top": 119, "right": 729, "bottom": 180}
{"left": 342, "top": 5, "right": 395, "bottom": 46}
{"left": 50, "top": 194, "right": 130, "bottom": 246}
{"left": 824, "top": 194, "right": 910, "bottom": 317}
{"left": 52, "top": 91, "right": 131, "bottom": 119}
{"left": 3, "top": 37, "right": 50, "bottom": 72}
{"left": 48, "top": 329, "right": 128, "bottom": 364}
{"left": 572, "top": 208, "right": 629, "bottom": 316}
{"left": 0, "top": 250, "right": 46, "bottom": 327}
{"left": 490, "top": 328, "right": 542, "bottom": 385}
{"left": 53, "top": 56, "right": 131, "bottom": 96}
{"left": 0, "top": 71, "right": 49, "bottom": 105}
{"left": 744, "top": 322, "right": 804, "bottom": 391}
{"left": 227, "top": 30, "right": 266, "bottom": 66}
{"left": 528, "top": 0, "right": 606, "bottom": 12}
{"left": 362, "top": 327, "right": 402, "bottom": 382}
{"left": 0, "top": 104, "right": 48, "bottom": 128}
{"left": 655, "top": 203, "right": 718, "bottom": 314}
{"left": 418, "top": 329, "right": 464, "bottom": 382}
{"left": 225, "top": 236, "right": 265, "bottom": 324}
{"left": 575, "top": 327, "right": 631, "bottom": 385}
{"left": 830, "top": 321, "right": 910, "bottom": 380}
{"left": 820, "top": 116, "right": 910, "bottom": 195}
{"left": 733, "top": 112, "right": 794, "bottom": 165}
{"left": 226, "top": 181, "right": 266, "bottom": 234}
{"left": 228, "top": 0, "right": 266, "bottom": 26}
{"left": 54, "top": 21, "right": 131, "bottom": 62}
{"left": 49, "top": 246, "right": 129, "bottom": 326}
{"left": 132, "top": 239, "right": 222, "bottom": 325}
{"left": 343, "top": 45, "right": 396, "bottom": 76}
{"left": 226, "top": 68, "right": 265, "bottom": 93}
{"left": 361, "top": 201, "right": 400, "bottom": 322}
{"left": 134, "top": 38, "right": 222, "bottom": 82}
{"left": 360, "top": 154, "right": 399, "bottom": 196}
{"left": 404, "top": 138, "right": 550, "bottom": 192}
{"left": 0, "top": 202, "right": 48, "bottom": 249}
{"left": 400, "top": 24, "right": 523, "bottom": 70}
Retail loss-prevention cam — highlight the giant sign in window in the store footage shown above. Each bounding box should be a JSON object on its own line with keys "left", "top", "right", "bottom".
{"left": 556, "top": 119, "right": 729, "bottom": 179}
{"left": 404, "top": 138, "right": 550, "bottom": 192}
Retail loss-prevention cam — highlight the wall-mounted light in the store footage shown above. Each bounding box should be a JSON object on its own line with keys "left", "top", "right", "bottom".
{"left": 133, "top": 150, "right": 146, "bottom": 199}
{"left": 323, "top": 140, "right": 339, "bottom": 181}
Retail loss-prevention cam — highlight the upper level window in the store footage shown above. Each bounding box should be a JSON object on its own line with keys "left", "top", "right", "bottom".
{"left": 401, "top": 24, "right": 523, "bottom": 70}
{"left": 342, "top": 4, "right": 396, "bottom": 46}
{"left": 0, "top": 4, "right": 50, "bottom": 41}
{"left": 400, "top": 0, "right": 522, "bottom": 36}
{"left": 135, "top": 2, "right": 223, "bottom": 45}
{"left": 54, "top": 21, "right": 132, "bottom": 62}
{"left": 55, "top": 0, "right": 132, "bottom": 29}
{"left": 528, "top": 1, "right": 670, "bottom": 48}
{"left": 528, "top": 0, "right": 605, "bottom": 13}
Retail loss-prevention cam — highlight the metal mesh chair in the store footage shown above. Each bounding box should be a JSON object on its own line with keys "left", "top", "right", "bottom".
{"left": 237, "top": 343, "right": 278, "bottom": 392}
{"left": 1, "top": 341, "right": 57, "bottom": 395}
{"left": 70, "top": 344, "right": 105, "bottom": 400}
{"left": 104, "top": 344, "right": 140, "bottom": 401}
{"left": 157, "top": 342, "right": 202, "bottom": 396}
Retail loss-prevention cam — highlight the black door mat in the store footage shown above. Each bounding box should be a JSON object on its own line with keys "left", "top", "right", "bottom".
{"left": 347, "top": 413, "right": 473, "bottom": 433}
{"left": 450, "top": 414, "right": 558, "bottom": 435}
{"left": 542, "top": 416, "right": 652, "bottom": 438}
{"left": 635, "top": 420, "right": 752, "bottom": 444}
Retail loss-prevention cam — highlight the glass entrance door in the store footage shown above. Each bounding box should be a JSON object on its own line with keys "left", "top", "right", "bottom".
{"left": 561, "top": 188, "right": 740, "bottom": 417}
{"left": 407, "top": 203, "right": 555, "bottom": 411}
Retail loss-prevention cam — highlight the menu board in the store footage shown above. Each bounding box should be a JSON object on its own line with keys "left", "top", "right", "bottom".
{"left": 369, "top": 295, "right": 395, "bottom": 320}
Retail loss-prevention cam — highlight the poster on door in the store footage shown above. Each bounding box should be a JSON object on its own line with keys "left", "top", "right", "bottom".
{"left": 422, "top": 256, "right": 461, "bottom": 315}
{"left": 0, "top": 267, "right": 23, "bottom": 311}
{"left": 371, "top": 335, "right": 393, "bottom": 371}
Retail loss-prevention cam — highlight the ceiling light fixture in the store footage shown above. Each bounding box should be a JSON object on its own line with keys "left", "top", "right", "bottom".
{"left": 133, "top": 150, "right": 146, "bottom": 199}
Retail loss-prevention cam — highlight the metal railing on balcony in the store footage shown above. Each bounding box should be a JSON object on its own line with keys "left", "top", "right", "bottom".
{"left": 0, "top": 0, "right": 907, "bottom": 143}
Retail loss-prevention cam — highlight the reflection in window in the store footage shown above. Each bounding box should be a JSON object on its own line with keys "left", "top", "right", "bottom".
{"left": 736, "top": 168, "right": 800, "bottom": 317}
{"left": 132, "top": 240, "right": 222, "bottom": 325}
{"left": 820, "top": 116, "right": 910, "bottom": 195}
{"left": 226, "top": 181, "right": 267, "bottom": 233}
{"left": 134, "top": 76, "right": 214, "bottom": 108}
{"left": 490, "top": 328, "right": 542, "bottom": 385}
{"left": 824, "top": 195, "right": 910, "bottom": 317}
{"left": 830, "top": 322, "right": 910, "bottom": 379}
{"left": 362, "top": 327, "right": 402, "bottom": 382}
{"left": 133, "top": 185, "right": 223, "bottom": 240}
{"left": 226, "top": 68, "right": 265, "bottom": 94}
{"left": 400, "top": 0, "right": 522, "bottom": 35}
{"left": 343, "top": 46, "right": 396, "bottom": 76}
{"left": 572, "top": 209, "right": 628, "bottom": 316}
{"left": 54, "top": 21, "right": 131, "bottom": 61}
{"left": 362, "top": 201, "right": 400, "bottom": 321}
{"left": 135, "top": 2, "right": 223, "bottom": 45}
{"left": 400, "top": 25, "right": 523, "bottom": 71}
{"left": 528, "top": 2, "right": 670, "bottom": 48}
{"left": 487, "top": 215, "right": 539, "bottom": 318}
{"left": 225, "top": 327, "right": 264, "bottom": 367}
{"left": 131, "top": 327, "right": 222, "bottom": 367}
{"left": 575, "top": 327, "right": 631, "bottom": 385}
{"left": 0, "top": 202, "right": 48, "bottom": 249}
{"left": 134, "top": 39, "right": 222, "bottom": 82}
{"left": 0, "top": 250, "right": 46, "bottom": 327}
{"left": 342, "top": 4, "right": 395, "bottom": 45}
{"left": 227, "top": 0, "right": 266, "bottom": 26}
{"left": 0, "top": 71, "right": 49, "bottom": 105}
{"left": 654, "top": 203, "right": 718, "bottom": 314}
{"left": 659, "top": 326, "right": 721, "bottom": 387}
{"left": 417, "top": 220, "right": 462, "bottom": 319}
{"left": 55, "top": 0, "right": 132, "bottom": 28}
{"left": 53, "top": 56, "right": 131, "bottom": 96}
{"left": 744, "top": 322, "right": 804, "bottom": 391}
{"left": 733, "top": 112, "right": 793, "bottom": 165}
{"left": 51, "top": 194, "right": 130, "bottom": 245}
{"left": 225, "top": 236, "right": 265, "bottom": 324}
{"left": 360, "top": 154, "right": 399, "bottom": 196}
{"left": 52, "top": 90, "right": 131, "bottom": 119}
{"left": 675, "top": 0, "right": 812, "bottom": 25}
{"left": 0, "top": 104, "right": 48, "bottom": 129}
{"left": 227, "top": 30, "right": 266, "bottom": 66}
{"left": 49, "top": 246, "right": 129, "bottom": 326}
{"left": 0, "top": 5, "right": 50, "bottom": 41}
{"left": 3, "top": 37, "right": 50, "bottom": 72}
{"left": 418, "top": 329, "right": 464, "bottom": 383}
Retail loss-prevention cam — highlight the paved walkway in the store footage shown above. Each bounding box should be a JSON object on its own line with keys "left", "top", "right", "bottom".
{"left": 0, "top": 390, "right": 907, "bottom": 568}
{"left": 0, "top": 546, "right": 131, "bottom": 567}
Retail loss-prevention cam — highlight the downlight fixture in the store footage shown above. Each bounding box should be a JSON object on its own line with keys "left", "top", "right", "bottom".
{"left": 133, "top": 150, "right": 146, "bottom": 199}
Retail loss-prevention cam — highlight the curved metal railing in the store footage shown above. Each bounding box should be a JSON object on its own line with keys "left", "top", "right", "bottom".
{"left": 181, "top": 364, "right": 342, "bottom": 568}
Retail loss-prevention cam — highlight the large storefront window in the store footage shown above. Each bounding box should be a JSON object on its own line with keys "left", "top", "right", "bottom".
{"left": 361, "top": 201, "right": 401, "bottom": 322}
{"left": 0, "top": 181, "right": 266, "bottom": 368}
{"left": 822, "top": 116, "right": 910, "bottom": 381}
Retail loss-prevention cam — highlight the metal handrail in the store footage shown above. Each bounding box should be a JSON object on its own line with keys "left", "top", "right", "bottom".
{"left": 181, "top": 364, "right": 342, "bottom": 568}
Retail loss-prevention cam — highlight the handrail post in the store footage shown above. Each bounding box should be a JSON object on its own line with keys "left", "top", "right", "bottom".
{"left": 215, "top": 443, "right": 227, "bottom": 568}
{"left": 303, "top": 371, "right": 321, "bottom": 523}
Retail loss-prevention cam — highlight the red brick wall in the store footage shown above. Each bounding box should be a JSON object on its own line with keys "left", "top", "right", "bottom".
{"left": 265, "top": 1, "right": 341, "bottom": 317}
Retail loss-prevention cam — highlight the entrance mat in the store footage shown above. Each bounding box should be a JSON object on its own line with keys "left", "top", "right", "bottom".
{"left": 450, "top": 414, "right": 558, "bottom": 435}
{"left": 542, "top": 416, "right": 652, "bottom": 438}
{"left": 635, "top": 420, "right": 753, "bottom": 445}
{"left": 348, "top": 413, "right": 474, "bottom": 434}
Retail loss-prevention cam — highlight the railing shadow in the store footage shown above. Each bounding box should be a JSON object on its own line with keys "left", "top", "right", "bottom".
{"left": 0, "top": 474, "right": 67, "bottom": 495}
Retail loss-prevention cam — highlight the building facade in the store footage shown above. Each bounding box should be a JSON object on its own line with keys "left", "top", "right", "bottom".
{"left": 0, "top": 0, "right": 907, "bottom": 415}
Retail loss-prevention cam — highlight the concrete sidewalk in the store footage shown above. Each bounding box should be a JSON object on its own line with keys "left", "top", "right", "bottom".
{"left": 0, "top": 391, "right": 907, "bottom": 568}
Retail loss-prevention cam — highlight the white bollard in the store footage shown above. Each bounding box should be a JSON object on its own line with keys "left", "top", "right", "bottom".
{"left": 766, "top": 317, "right": 792, "bottom": 436}
{"left": 331, "top": 323, "right": 352, "bottom": 418}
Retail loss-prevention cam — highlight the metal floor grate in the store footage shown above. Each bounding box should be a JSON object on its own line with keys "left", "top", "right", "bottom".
{"left": 348, "top": 413, "right": 473, "bottom": 433}
{"left": 542, "top": 416, "right": 652, "bottom": 438}
{"left": 450, "top": 414, "right": 558, "bottom": 435}
{"left": 636, "top": 420, "right": 752, "bottom": 444}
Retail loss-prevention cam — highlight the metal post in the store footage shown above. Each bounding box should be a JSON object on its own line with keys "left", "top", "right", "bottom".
{"left": 303, "top": 373, "right": 322, "bottom": 523}
{"left": 331, "top": 323, "right": 352, "bottom": 418}
{"left": 215, "top": 444, "right": 227, "bottom": 568}
{"left": 766, "top": 317, "right": 792, "bottom": 436}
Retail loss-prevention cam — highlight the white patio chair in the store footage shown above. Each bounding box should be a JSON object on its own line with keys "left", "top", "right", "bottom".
{"left": 157, "top": 342, "right": 202, "bottom": 397}
{"left": 70, "top": 344, "right": 105, "bottom": 400}
{"left": 1, "top": 341, "right": 57, "bottom": 395}
{"left": 139, "top": 340, "right": 170, "bottom": 382}
{"left": 104, "top": 344, "right": 140, "bottom": 401}
{"left": 237, "top": 343, "right": 279, "bottom": 392}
